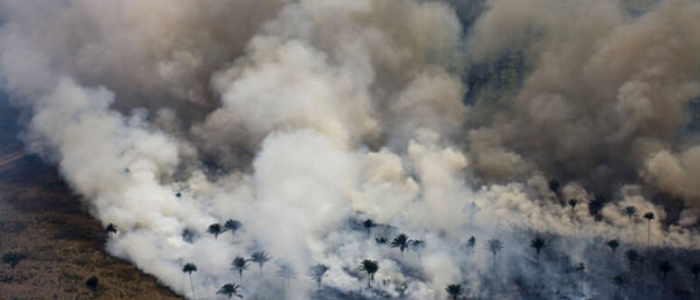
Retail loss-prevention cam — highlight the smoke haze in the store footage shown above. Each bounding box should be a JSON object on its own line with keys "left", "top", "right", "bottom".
{"left": 2, "top": 0, "right": 700, "bottom": 299}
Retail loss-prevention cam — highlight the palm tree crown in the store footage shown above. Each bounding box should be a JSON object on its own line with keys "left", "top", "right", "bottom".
{"left": 309, "top": 264, "right": 329, "bottom": 290}
{"left": 607, "top": 240, "right": 619, "bottom": 253}
{"left": 182, "top": 263, "right": 197, "bottom": 300}
{"left": 530, "top": 235, "right": 546, "bottom": 259}
{"left": 621, "top": 206, "right": 636, "bottom": 221}
{"left": 232, "top": 256, "right": 249, "bottom": 279}
{"left": 445, "top": 284, "right": 463, "bottom": 300}
{"left": 224, "top": 219, "right": 242, "bottom": 237}
{"left": 487, "top": 238, "right": 504, "bottom": 266}
{"left": 207, "top": 223, "right": 226, "bottom": 239}
{"left": 217, "top": 283, "right": 242, "bottom": 299}
{"left": 250, "top": 250, "right": 271, "bottom": 277}
{"left": 363, "top": 219, "right": 376, "bottom": 236}
{"left": 390, "top": 234, "right": 413, "bottom": 256}
{"left": 359, "top": 259, "right": 379, "bottom": 288}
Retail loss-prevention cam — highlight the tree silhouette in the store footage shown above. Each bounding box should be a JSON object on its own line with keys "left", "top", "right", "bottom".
{"left": 412, "top": 239, "right": 426, "bottom": 259}
{"left": 643, "top": 212, "right": 654, "bottom": 246}
{"left": 607, "top": 240, "right": 619, "bottom": 253}
{"left": 612, "top": 273, "right": 628, "bottom": 297}
{"left": 276, "top": 261, "right": 297, "bottom": 290}
{"left": 2, "top": 252, "right": 26, "bottom": 269}
{"left": 691, "top": 264, "right": 700, "bottom": 280}
{"left": 250, "top": 251, "right": 271, "bottom": 278}
{"left": 625, "top": 249, "right": 638, "bottom": 269}
{"left": 621, "top": 206, "right": 636, "bottom": 222}
{"left": 659, "top": 260, "right": 672, "bottom": 280}
{"left": 445, "top": 284, "right": 463, "bottom": 300}
{"left": 85, "top": 276, "right": 99, "bottom": 292}
{"left": 548, "top": 179, "right": 560, "bottom": 194}
{"left": 486, "top": 238, "right": 504, "bottom": 267}
{"left": 309, "top": 264, "right": 329, "bottom": 290}
{"left": 359, "top": 259, "right": 379, "bottom": 288}
{"left": 106, "top": 223, "right": 118, "bottom": 235}
{"left": 568, "top": 199, "right": 578, "bottom": 216}
{"left": 530, "top": 235, "right": 546, "bottom": 260}
{"left": 590, "top": 194, "right": 607, "bottom": 220}
{"left": 232, "top": 256, "right": 249, "bottom": 280}
{"left": 363, "top": 219, "right": 376, "bottom": 236}
{"left": 217, "top": 283, "right": 242, "bottom": 299}
{"left": 224, "top": 219, "right": 242, "bottom": 241}
{"left": 207, "top": 223, "right": 225, "bottom": 240}
{"left": 390, "top": 234, "right": 413, "bottom": 258}
{"left": 375, "top": 236, "right": 388, "bottom": 245}
{"left": 465, "top": 236, "right": 476, "bottom": 253}
{"left": 183, "top": 262, "right": 197, "bottom": 300}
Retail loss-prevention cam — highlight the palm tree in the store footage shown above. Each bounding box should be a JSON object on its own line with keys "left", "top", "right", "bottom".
{"left": 359, "top": 259, "right": 379, "bottom": 288}
{"left": 412, "top": 239, "right": 426, "bottom": 259}
{"left": 276, "top": 261, "right": 297, "bottom": 290}
{"left": 390, "top": 234, "right": 413, "bottom": 258}
{"left": 625, "top": 249, "right": 638, "bottom": 269}
{"left": 2, "top": 252, "right": 26, "bottom": 269}
{"left": 612, "top": 273, "right": 628, "bottom": 297}
{"left": 106, "top": 223, "right": 118, "bottom": 235}
{"left": 644, "top": 212, "right": 654, "bottom": 246}
{"left": 309, "top": 264, "right": 329, "bottom": 290}
{"left": 607, "top": 240, "right": 619, "bottom": 253}
{"left": 530, "top": 235, "right": 546, "bottom": 260}
{"left": 250, "top": 251, "right": 271, "bottom": 278}
{"left": 232, "top": 256, "right": 249, "bottom": 280}
{"left": 548, "top": 179, "right": 560, "bottom": 194}
{"left": 486, "top": 238, "right": 504, "bottom": 267}
{"left": 224, "top": 219, "right": 242, "bottom": 241}
{"left": 445, "top": 284, "right": 463, "bottom": 300}
{"left": 589, "top": 194, "right": 607, "bottom": 220}
{"left": 465, "top": 236, "right": 476, "bottom": 253}
{"left": 217, "top": 283, "right": 242, "bottom": 299}
{"left": 691, "top": 264, "right": 700, "bottom": 280}
{"left": 568, "top": 199, "right": 578, "bottom": 217}
{"left": 659, "top": 260, "right": 672, "bottom": 280}
{"left": 182, "top": 263, "right": 197, "bottom": 300}
{"left": 621, "top": 206, "right": 636, "bottom": 222}
{"left": 363, "top": 219, "right": 376, "bottom": 236}
{"left": 375, "top": 236, "right": 388, "bottom": 244}
{"left": 207, "top": 223, "right": 226, "bottom": 240}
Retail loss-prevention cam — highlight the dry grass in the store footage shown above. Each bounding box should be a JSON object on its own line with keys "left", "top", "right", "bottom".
{"left": 0, "top": 157, "right": 182, "bottom": 300}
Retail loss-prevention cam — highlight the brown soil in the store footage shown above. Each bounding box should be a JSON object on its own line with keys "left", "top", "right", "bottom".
{"left": 0, "top": 154, "right": 183, "bottom": 300}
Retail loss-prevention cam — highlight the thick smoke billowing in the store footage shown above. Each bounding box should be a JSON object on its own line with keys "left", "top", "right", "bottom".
{"left": 2, "top": 0, "right": 700, "bottom": 299}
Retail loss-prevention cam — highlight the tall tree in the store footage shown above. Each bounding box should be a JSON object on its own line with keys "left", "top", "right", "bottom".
{"left": 568, "top": 199, "right": 578, "bottom": 217}
{"left": 390, "top": 234, "right": 413, "bottom": 258}
{"left": 625, "top": 249, "right": 638, "bottom": 269}
{"left": 224, "top": 219, "right": 242, "bottom": 241}
{"left": 612, "top": 273, "right": 628, "bottom": 298}
{"left": 589, "top": 194, "right": 607, "bottom": 220}
{"left": 659, "top": 260, "right": 672, "bottom": 280}
{"left": 445, "top": 284, "right": 463, "bottom": 300}
{"left": 465, "top": 236, "right": 476, "bottom": 253}
{"left": 106, "top": 223, "right": 118, "bottom": 235}
{"left": 691, "top": 264, "right": 700, "bottom": 280}
{"left": 486, "top": 238, "right": 504, "bottom": 267}
{"left": 309, "top": 264, "right": 329, "bottom": 290}
{"left": 359, "top": 259, "right": 379, "bottom": 288}
{"left": 232, "top": 256, "right": 249, "bottom": 280}
{"left": 607, "top": 240, "right": 619, "bottom": 253}
{"left": 276, "top": 261, "right": 297, "bottom": 290}
{"left": 530, "top": 235, "right": 546, "bottom": 260}
{"left": 217, "top": 283, "right": 242, "bottom": 299}
{"left": 2, "top": 252, "right": 26, "bottom": 269}
{"left": 644, "top": 212, "right": 654, "bottom": 246}
{"left": 250, "top": 251, "right": 271, "bottom": 278}
{"left": 621, "top": 206, "right": 636, "bottom": 222}
{"left": 207, "top": 223, "right": 225, "bottom": 240}
{"left": 183, "top": 263, "right": 198, "bottom": 300}
{"left": 363, "top": 219, "right": 376, "bottom": 237}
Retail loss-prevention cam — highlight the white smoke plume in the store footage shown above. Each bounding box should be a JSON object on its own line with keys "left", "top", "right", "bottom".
{"left": 2, "top": 0, "right": 700, "bottom": 299}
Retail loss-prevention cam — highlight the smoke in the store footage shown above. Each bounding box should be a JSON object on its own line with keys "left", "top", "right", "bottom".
{"left": 2, "top": 0, "right": 700, "bottom": 299}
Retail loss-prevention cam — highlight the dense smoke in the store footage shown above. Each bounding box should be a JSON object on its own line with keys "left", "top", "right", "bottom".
{"left": 1, "top": 0, "right": 700, "bottom": 299}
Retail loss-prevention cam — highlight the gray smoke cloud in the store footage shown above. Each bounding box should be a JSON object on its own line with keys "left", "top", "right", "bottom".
{"left": 2, "top": 0, "right": 700, "bottom": 299}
